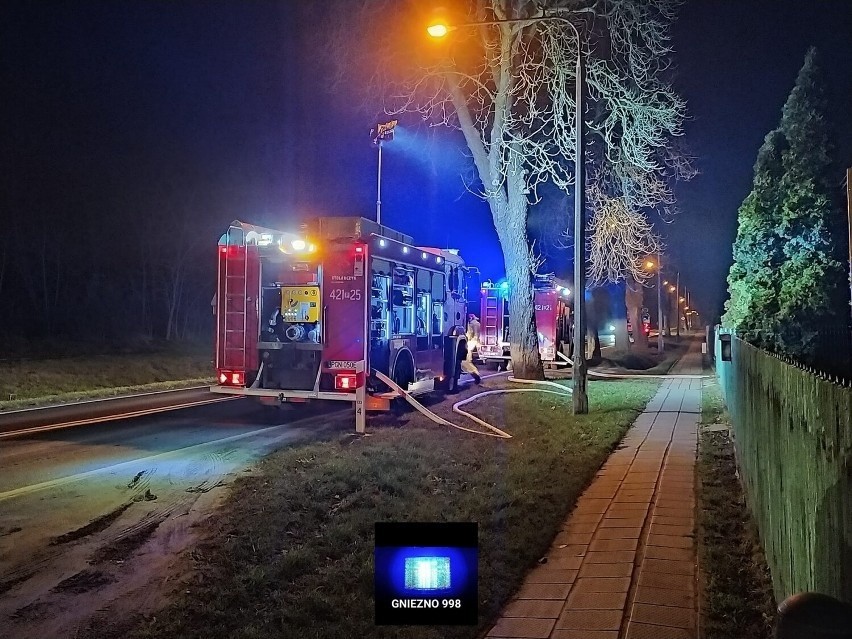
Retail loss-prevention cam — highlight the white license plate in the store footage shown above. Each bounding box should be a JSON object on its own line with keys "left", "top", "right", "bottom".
{"left": 327, "top": 360, "right": 359, "bottom": 369}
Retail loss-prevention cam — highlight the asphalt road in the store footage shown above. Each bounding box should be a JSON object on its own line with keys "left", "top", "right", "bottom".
{"left": 0, "top": 396, "right": 351, "bottom": 638}
{"left": 0, "top": 387, "right": 235, "bottom": 437}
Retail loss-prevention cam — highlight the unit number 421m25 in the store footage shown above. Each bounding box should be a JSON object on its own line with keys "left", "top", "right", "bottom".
{"left": 329, "top": 288, "right": 362, "bottom": 301}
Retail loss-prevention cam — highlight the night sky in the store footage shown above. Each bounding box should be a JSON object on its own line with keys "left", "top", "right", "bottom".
{"left": 2, "top": 0, "right": 851, "bottom": 327}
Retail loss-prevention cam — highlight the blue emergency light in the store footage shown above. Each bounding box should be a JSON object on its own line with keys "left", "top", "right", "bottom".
{"left": 404, "top": 556, "right": 452, "bottom": 590}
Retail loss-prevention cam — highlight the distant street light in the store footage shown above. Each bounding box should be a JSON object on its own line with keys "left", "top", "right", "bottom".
{"left": 428, "top": 11, "right": 589, "bottom": 414}
{"left": 371, "top": 119, "right": 398, "bottom": 226}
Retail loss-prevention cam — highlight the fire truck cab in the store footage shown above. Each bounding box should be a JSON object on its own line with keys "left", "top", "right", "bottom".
{"left": 212, "top": 217, "right": 476, "bottom": 431}
{"left": 478, "top": 274, "right": 572, "bottom": 368}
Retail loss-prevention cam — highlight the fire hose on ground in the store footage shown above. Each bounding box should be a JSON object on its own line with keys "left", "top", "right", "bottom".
{"left": 373, "top": 370, "right": 576, "bottom": 439}
{"left": 373, "top": 352, "right": 709, "bottom": 439}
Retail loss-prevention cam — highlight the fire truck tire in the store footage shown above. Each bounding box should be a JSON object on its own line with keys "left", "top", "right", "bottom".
{"left": 446, "top": 345, "right": 464, "bottom": 394}
{"left": 391, "top": 355, "right": 414, "bottom": 412}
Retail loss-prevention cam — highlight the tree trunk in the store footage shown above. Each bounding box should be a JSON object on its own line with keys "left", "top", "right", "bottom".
{"left": 497, "top": 219, "right": 544, "bottom": 380}
{"left": 613, "top": 318, "right": 630, "bottom": 353}
{"left": 626, "top": 275, "right": 647, "bottom": 350}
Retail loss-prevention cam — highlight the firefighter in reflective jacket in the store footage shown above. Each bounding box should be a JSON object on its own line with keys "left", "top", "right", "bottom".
{"left": 461, "top": 313, "right": 482, "bottom": 384}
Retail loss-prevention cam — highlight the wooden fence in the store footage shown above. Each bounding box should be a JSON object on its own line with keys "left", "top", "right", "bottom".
{"left": 714, "top": 327, "right": 852, "bottom": 603}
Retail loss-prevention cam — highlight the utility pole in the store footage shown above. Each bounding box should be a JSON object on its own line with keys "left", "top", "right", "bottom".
{"left": 657, "top": 250, "right": 664, "bottom": 352}
{"left": 676, "top": 272, "right": 680, "bottom": 337}
{"left": 847, "top": 167, "right": 851, "bottom": 326}
{"left": 572, "top": 28, "right": 588, "bottom": 415}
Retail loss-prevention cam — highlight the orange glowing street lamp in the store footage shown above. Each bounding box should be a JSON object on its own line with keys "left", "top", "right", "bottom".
{"left": 427, "top": 22, "right": 451, "bottom": 37}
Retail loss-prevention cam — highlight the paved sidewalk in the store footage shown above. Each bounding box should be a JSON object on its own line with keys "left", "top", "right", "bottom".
{"left": 486, "top": 343, "right": 706, "bottom": 639}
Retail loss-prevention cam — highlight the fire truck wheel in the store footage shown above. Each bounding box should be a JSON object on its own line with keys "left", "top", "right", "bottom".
{"left": 390, "top": 356, "right": 414, "bottom": 413}
{"left": 446, "top": 346, "right": 464, "bottom": 394}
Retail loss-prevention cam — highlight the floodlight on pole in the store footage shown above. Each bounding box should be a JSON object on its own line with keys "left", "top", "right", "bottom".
{"left": 371, "top": 119, "right": 398, "bottom": 226}
{"left": 425, "top": 12, "right": 588, "bottom": 414}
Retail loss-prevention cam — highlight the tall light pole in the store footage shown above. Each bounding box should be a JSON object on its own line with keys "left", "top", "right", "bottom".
{"left": 428, "top": 12, "right": 588, "bottom": 413}
{"left": 370, "top": 119, "right": 397, "bottom": 226}
{"left": 656, "top": 250, "right": 664, "bottom": 353}
{"left": 676, "top": 271, "right": 680, "bottom": 337}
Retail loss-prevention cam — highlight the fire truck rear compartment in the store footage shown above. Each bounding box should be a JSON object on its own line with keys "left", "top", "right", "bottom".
{"left": 259, "top": 343, "right": 322, "bottom": 391}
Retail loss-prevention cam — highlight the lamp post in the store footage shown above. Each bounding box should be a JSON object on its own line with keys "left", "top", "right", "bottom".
{"left": 656, "top": 251, "right": 664, "bottom": 353}
{"left": 370, "top": 119, "right": 397, "bottom": 226}
{"left": 428, "top": 13, "right": 588, "bottom": 413}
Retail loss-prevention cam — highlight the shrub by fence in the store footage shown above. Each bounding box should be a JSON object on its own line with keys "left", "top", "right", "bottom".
{"left": 715, "top": 328, "right": 852, "bottom": 603}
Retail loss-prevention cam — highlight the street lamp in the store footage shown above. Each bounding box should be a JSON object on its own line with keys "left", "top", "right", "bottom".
{"left": 370, "top": 119, "right": 398, "bottom": 226}
{"left": 428, "top": 12, "right": 589, "bottom": 414}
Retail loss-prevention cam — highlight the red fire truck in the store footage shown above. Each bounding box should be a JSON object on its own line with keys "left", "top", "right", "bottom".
{"left": 478, "top": 274, "right": 572, "bottom": 368}
{"left": 212, "top": 217, "right": 478, "bottom": 431}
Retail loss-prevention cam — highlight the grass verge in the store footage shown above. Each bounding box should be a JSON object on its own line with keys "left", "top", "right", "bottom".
{"left": 105, "top": 378, "right": 658, "bottom": 639}
{"left": 0, "top": 349, "right": 213, "bottom": 409}
{"left": 698, "top": 380, "right": 776, "bottom": 638}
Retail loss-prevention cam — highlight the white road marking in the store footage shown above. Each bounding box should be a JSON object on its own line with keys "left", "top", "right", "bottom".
{"left": 0, "top": 425, "right": 278, "bottom": 503}
{"left": 0, "top": 396, "right": 239, "bottom": 439}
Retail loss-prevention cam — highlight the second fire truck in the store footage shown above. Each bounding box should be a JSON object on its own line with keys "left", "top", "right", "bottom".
{"left": 477, "top": 274, "right": 573, "bottom": 368}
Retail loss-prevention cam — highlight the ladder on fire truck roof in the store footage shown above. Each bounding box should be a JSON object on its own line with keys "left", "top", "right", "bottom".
{"left": 222, "top": 224, "right": 248, "bottom": 373}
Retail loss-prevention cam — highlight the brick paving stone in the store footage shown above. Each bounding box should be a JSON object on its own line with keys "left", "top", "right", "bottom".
{"left": 654, "top": 503, "right": 695, "bottom": 514}
{"left": 584, "top": 550, "right": 636, "bottom": 564}
{"left": 563, "top": 521, "right": 599, "bottom": 534}
{"left": 516, "top": 583, "right": 573, "bottom": 600}
{"left": 595, "top": 527, "right": 642, "bottom": 539}
{"left": 570, "top": 577, "right": 631, "bottom": 593}
{"left": 619, "top": 482, "right": 658, "bottom": 489}
{"left": 556, "top": 609, "right": 622, "bottom": 630}
{"left": 647, "top": 534, "right": 693, "bottom": 550}
{"left": 525, "top": 567, "right": 579, "bottom": 584}
{"left": 554, "top": 529, "right": 594, "bottom": 543}
{"left": 548, "top": 544, "right": 587, "bottom": 557}
{"left": 638, "top": 571, "right": 695, "bottom": 590}
{"left": 653, "top": 507, "right": 693, "bottom": 518}
{"left": 578, "top": 562, "right": 634, "bottom": 578}
{"left": 624, "top": 622, "right": 694, "bottom": 639}
{"left": 551, "top": 630, "right": 618, "bottom": 639}
{"left": 600, "top": 516, "right": 646, "bottom": 528}
{"left": 635, "top": 585, "right": 695, "bottom": 608}
{"left": 643, "top": 545, "right": 694, "bottom": 562}
{"left": 589, "top": 537, "right": 638, "bottom": 552}
{"left": 650, "top": 524, "right": 694, "bottom": 537}
{"left": 652, "top": 516, "right": 694, "bottom": 527}
{"left": 566, "top": 590, "right": 628, "bottom": 610}
{"left": 615, "top": 491, "right": 655, "bottom": 500}
{"left": 659, "top": 481, "right": 693, "bottom": 491}
{"left": 614, "top": 494, "right": 654, "bottom": 503}
{"left": 503, "top": 599, "right": 566, "bottom": 618}
{"left": 574, "top": 498, "right": 612, "bottom": 513}
{"left": 569, "top": 513, "right": 604, "bottom": 524}
{"left": 487, "top": 616, "right": 556, "bottom": 638}
{"left": 626, "top": 472, "right": 662, "bottom": 482}
{"left": 631, "top": 603, "right": 695, "bottom": 629}
{"left": 544, "top": 556, "right": 584, "bottom": 570}
{"left": 607, "top": 502, "right": 649, "bottom": 511}
{"left": 641, "top": 558, "right": 695, "bottom": 576}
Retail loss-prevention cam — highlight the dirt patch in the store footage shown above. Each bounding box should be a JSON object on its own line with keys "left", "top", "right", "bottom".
{"left": 0, "top": 571, "right": 33, "bottom": 596}
{"left": 0, "top": 526, "right": 22, "bottom": 537}
{"left": 90, "top": 519, "right": 163, "bottom": 564}
{"left": 698, "top": 381, "right": 776, "bottom": 638}
{"left": 11, "top": 600, "right": 52, "bottom": 622}
{"left": 51, "top": 569, "right": 116, "bottom": 594}
{"left": 50, "top": 503, "right": 133, "bottom": 546}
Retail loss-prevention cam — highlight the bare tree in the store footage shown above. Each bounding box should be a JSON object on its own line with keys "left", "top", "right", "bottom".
{"left": 332, "top": 0, "right": 687, "bottom": 378}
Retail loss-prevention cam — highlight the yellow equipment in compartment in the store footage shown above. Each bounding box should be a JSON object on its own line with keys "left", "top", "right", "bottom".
{"left": 280, "top": 286, "right": 320, "bottom": 323}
